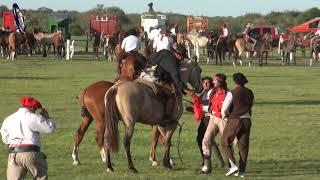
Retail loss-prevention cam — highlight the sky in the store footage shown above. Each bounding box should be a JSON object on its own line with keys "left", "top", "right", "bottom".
{"left": 1, "top": 0, "right": 319, "bottom": 17}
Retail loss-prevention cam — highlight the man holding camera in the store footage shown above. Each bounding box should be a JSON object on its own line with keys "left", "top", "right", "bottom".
{"left": 1, "top": 97, "right": 56, "bottom": 180}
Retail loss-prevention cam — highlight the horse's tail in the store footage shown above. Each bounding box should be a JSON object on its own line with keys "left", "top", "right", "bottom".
{"left": 104, "top": 86, "right": 120, "bottom": 152}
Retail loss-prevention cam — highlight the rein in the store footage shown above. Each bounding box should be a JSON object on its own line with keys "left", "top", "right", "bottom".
{"left": 176, "top": 120, "right": 185, "bottom": 165}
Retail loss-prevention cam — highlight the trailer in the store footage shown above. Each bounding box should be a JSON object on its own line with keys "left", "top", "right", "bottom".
{"left": 186, "top": 16, "right": 208, "bottom": 32}
{"left": 140, "top": 2, "right": 166, "bottom": 37}
{"left": 89, "top": 15, "right": 119, "bottom": 36}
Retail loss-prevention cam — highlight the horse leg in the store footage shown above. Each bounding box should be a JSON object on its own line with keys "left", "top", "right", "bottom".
{"left": 215, "top": 50, "right": 218, "bottom": 65}
{"left": 163, "top": 125, "right": 177, "bottom": 169}
{"left": 105, "top": 148, "right": 114, "bottom": 172}
{"left": 95, "top": 118, "right": 107, "bottom": 162}
{"left": 11, "top": 50, "right": 15, "bottom": 61}
{"left": 72, "top": 115, "right": 93, "bottom": 165}
{"left": 149, "top": 126, "right": 161, "bottom": 166}
{"left": 124, "top": 125, "right": 137, "bottom": 173}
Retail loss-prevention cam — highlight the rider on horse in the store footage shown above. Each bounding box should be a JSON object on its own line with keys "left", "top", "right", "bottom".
{"left": 149, "top": 44, "right": 189, "bottom": 125}
{"left": 243, "top": 23, "right": 258, "bottom": 49}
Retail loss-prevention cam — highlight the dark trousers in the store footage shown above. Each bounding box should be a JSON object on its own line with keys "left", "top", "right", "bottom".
{"left": 221, "top": 118, "right": 251, "bottom": 172}
{"left": 196, "top": 116, "right": 210, "bottom": 159}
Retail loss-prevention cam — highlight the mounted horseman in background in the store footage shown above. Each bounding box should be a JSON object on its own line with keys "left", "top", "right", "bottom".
{"left": 304, "top": 27, "right": 320, "bottom": 65}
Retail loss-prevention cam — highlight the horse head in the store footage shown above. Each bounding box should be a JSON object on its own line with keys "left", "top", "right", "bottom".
{"left": 117, "top": 52, "right": 148, "bottom": 81}
{"left": 179, "top": 59, "right": 203, "bottom": 93}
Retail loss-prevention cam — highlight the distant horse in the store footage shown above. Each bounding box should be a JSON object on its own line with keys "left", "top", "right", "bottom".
{"left": 103, "top": 59, "right": 202, "bottom": 172}
{"left": 207, "top": 34, "right": 235, "bottom": 65}
{"left": 33, "top": 32, "right": 65, "bottom": 58}
{"left": 23, "top": 32, "right": 36, "bottom": 56}
{"left": 92, "top": 32, "right": 101, "bottom": 59}
{"left": 0, "top": 29, "right": 11, "bottom": 57}
{"left": 8, "top": 31, "right": 25, "bottom": 60}
{"left": 295, "top": 33, "right": 310, "bottom": 58}
{"left": 234, "top": 33, "right": 272, "bottom": 67}
{"left": 72, "top": 52, "right": 148, "bottom": 166}
{"left": 102, "top": 30, "right": 126, "bottom": 61}
{"left": 303, "top": 32, "right": 320, "bottom": 66}
{"left": 279, "top": 34, "right": 301, "bottom": 65}
{"left": 206, "top": 33, "right": 218, "bottom": 64}
{"left": 186, "top": 31, "right": 209, "bottom": 62}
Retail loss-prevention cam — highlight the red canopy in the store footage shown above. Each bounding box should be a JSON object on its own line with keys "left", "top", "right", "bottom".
{"left": 287, "top": 17, "right": 320, "bottom": 33}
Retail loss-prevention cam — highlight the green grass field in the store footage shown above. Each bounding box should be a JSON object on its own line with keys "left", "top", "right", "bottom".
{"left": 0, "top": 55, "right": 319, "bottom": 180}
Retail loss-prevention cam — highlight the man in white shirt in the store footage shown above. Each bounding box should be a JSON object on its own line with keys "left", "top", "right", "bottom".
{"left": 121, "top": 29, "right": 141, "bottom": 52}
{"left": 216, "top": 23, "right": 229, "bottom": 51}
{"left": 1, "top": 97, "right": 56, "bottom": 180}
{"left": 221, "top": 24, "right": 229, "bottom": 38}
{"left": 310, "top": 28, "right": 320, "bottom": 50}
{"left": 220, "top": 73, "right": 254, "bottom": 177}
{"left": 149, "top": 26, "right": 161, "bottom": 41}
{"left": 153, "top": 29, "right": 174, "bottom": 52}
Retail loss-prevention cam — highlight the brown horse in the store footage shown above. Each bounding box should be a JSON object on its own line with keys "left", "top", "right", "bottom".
{"left": 72, "top": 52, "right": 147, "bottom": 166}
{"left": 23, "top": 32, "right": 36, "bottom": 56}
{"left": 8, "top": 32, "right": 25, "bottom": 60}
{"left": 34, "top": 32, "right": 64, "bottom": 58}
{"left": 103, "top": 59, "right": 202, "bottom": 172}
{"left": 234, "top": 33, "right": 273, "bottom": 67}
{"left": 0, "top": 29, "right": 11, "bottom": 57}
{"left": 279, "top": 34, "right": 301, "bottom": 65}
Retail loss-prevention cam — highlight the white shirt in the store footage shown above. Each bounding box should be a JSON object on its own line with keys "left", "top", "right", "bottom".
{"left": 170, "top": 28, "right": 176, "bottom": 36}
{"left": 1, "top": 108, "right": 56, "bottom": 147}
{"left": 153, "top": 35, "right": 174, "bottom": 52}
{"left": 315, "top": 29, "right": 320, "bottom": 36}
{"left": 202, "top": 88, "right": 213, "bottom": 113}
{"left": 221, "top": 92, "right": 251, "bottom": 119}
{"left": 222, "top": 28, "right": 229, "bottom": 37}
{"left": 121, "top": 35, "right": 141, "bottom": 52}
{"left": 149, "top": 28, "right": 160, "bottom": 41}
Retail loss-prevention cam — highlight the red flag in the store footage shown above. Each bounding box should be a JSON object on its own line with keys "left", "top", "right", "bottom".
{"left": 192, "top": 96, "right": 204, "bottom": 121}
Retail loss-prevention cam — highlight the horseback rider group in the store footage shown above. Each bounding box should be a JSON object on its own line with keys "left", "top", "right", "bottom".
{"left": 115, "top": 25, "right": 190, "bottom": 125}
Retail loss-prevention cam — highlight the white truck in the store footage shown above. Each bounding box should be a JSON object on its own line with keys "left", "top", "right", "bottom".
{"left": 140, "top": 3, "right": 166, "bottom": 37}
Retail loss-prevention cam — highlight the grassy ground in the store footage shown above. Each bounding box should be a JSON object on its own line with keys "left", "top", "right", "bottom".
{"left": 0, "top": 55, "right": 319, "bottom": 179}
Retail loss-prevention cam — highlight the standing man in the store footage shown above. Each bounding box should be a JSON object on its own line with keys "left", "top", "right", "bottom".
{"left": 1, "top": 97, "right": 56, "bottom": 180}
{"left": 221, "top": 73, "right": 254, "bottom": 177}
{"left": 201, "top": 73, "right": 228, "bottom": 174}
{"left": 186, "top": 77, "right": 225, "bottom": 169}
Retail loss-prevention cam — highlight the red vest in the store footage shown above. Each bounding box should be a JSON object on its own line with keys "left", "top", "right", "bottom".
{"left": 210, "top": 89, "right": 227, "bottom": 118}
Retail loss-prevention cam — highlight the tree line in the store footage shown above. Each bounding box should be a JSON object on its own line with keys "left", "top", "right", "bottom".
{"left": 1, "top": 4, "right": 320, "bottom": 35}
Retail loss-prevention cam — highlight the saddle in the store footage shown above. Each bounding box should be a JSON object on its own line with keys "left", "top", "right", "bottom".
{"left": 137, "top": 69, "right": 180, "bottom": 126}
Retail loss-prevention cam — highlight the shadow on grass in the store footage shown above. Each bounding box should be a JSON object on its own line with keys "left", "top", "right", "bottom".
{"left": 256, "top": 100, "right": 320, "bottom": 106}
{"left": 248, "top": 159, "right": 320, "bottom": 178}
{"left": 0, "top": 76, "right": 60, "bottom": 80}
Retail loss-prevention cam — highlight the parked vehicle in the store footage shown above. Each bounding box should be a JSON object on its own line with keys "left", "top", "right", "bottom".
{"left": 89, "top": 15, "right": 120, "bottom": 36}
{"left": 244, "top": 25, "right": 289, "bottom": 47}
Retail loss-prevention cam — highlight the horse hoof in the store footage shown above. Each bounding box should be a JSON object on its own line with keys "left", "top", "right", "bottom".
{"left": 151, "top": 161, "right": 158, "bottom": 167}
{"left": 170, "top": 159, "right": 175, "bottom": 167}
{"left": 106, "top": 167, "right": 114, "bottom": 172}
{"left": 72, "top": 161, "right": 80, "bottom": 166}
{"left": 129, "top": 168, "right": 138, "bottom": 173}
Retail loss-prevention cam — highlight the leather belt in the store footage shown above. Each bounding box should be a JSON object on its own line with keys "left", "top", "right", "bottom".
{"left": 8, "top": 145, "right": 40, "bottom": 153}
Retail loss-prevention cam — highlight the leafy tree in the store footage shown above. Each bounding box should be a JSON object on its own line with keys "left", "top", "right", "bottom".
{"left": 297, "top": 7, "right": 320, "bottom": 24}
{"left": 0, "top": 5, "right": 8, "bottom": 15}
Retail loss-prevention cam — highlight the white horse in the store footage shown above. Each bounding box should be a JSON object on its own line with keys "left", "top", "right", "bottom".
{"left": 186, "top": 31, "right": 209, "bottom": 62}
